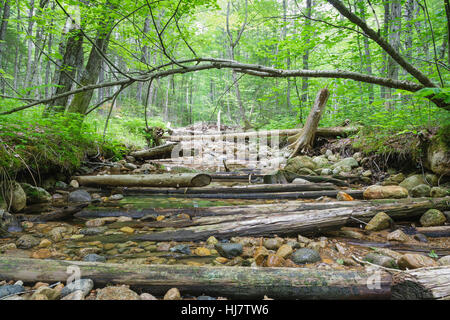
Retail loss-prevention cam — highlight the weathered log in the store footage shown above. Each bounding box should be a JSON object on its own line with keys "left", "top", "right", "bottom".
{"left": 392, "top": 266, "right": 450, "bottom": 300}
{"left": 165, "top": 126, "right": 359, "bottom": 142}
{"left": 129, "top": 142, "right": 179, "bottom": 159}
{"left": 74, "top": 173, "right": 212, "bottom": 188}
{"left": 17, "top": 204, "right": 88, "bottom": 222}
{"left": 76, "top": 197, "right": 450, "bottom": 242}
{"left": 264, "top": 170, "right": 350, "bottom": 186}
{"left": 122, "top": 183, "right": 336, "bottom": 195}
{"left": 0, "top": 257, "right": 391, "bottom": 299}
{"left": 415, "top": 226, "right": 450, "bottom": 238}
{"left": 290, "top": 88, "right": 330, "bottom": 156}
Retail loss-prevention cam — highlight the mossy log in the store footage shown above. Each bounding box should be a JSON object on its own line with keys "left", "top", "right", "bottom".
{"left": 129, "top": 142, "right": 179, "bottom": 160}
{"left": 392, "top": 266, "right": 450, "bottom": 300}
{"left": 0, "top": 257, "right": 391, "bottom": 299}
{"left": 74, "top": 173, "right": 212, "bottom": 188}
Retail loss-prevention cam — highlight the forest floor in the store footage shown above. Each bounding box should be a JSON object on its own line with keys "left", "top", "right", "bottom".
{"left": 0, "top": 124, "right": 449, "bottom": 300}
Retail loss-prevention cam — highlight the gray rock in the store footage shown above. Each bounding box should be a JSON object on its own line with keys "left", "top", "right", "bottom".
{"left": 124, "top": 163, "right": 137, "bottom": 170}
{"left": 140, "top": 293, "right": 158, "bottom": 300}
{"left": 96, "top": 285, "right": 140, "bottom": 300}
{"left": 215, "top": 243, "right": 243, "bottom": 259}
{"left": 79, "top": 227, "right": 107, "bottom": 235}
{"left": 331, "top": 157, "right": 358, "bottom": 169}
{"left": 68, "top": 190, "right": 92, "bottom": 203}
{"left": 413, "top": 233, "right": 428, "bottom": 243}
{"left": 20, "top": 183, "right": 52, "bottom": 204}
{"left": 16, "top": 234, "right": 40, "bottom": 249}
{"left": 263, "top": 237, "right": 283, "bottom": 250}
{"left": 399, "top": 174, "right": 426, "bottom": 191}
{"left": 410, "top": 184, "right": 431, "bottom": 197}
{"left": 291, "top": 178, "right": 311, "bottom": 184}
{"left": 55, "top": 181, "right": 68, "bottom": 189}
{"left": 364, "top": 253, "right": 398, "bottom": 268}
{"left": 312, "top": 156, "right": 329, "bottom": 168}
{"left": 0, "top": 284, "right": 25, "bottom": 298}
{"left": 291, "top": 248, "right": 321, "bottom": 264}
{"left": 438, "top": 255, "right": 450, "bottom": 266}
{"left": 321, "top": 168, "right": 332, "bottom": 176}
{"left": 325, "top": 149, "right": 333, "bottom": 157}
{"left": 5, "top": 182, "right": 26, "bottom": 212}
{"left": 83, "top": 253, "right": 106, "bottom": 262}
{"left": 170, "top": 244, "right": 191, "bottom": 254}
{"left": 430, "top": 187, "right": 448, "bottom": 198}
{"left": 60, "top": 279, "right": 94, "bottom": 298}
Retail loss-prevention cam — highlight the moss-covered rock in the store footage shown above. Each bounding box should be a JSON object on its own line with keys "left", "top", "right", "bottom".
{"left": 284, "top": 156, "right": 316, "bottom": 173}
{"left": 20, "top": 183, "right": 51, "bottom": 204}
{"left": 365, "top": 212, "right": 393, "bottom": 231}
{"left": 420, "top": 209, "right": 447, "bottom": 227}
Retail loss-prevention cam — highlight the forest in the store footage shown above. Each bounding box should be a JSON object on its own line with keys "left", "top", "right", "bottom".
{"left": 0, "top": 0, "right": 449, "bottom": 303}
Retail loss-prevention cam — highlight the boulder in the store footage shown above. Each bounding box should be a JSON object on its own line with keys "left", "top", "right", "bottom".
{"left": 284, "top": 156, "right": 316, "bottom": 173}
{"left": 410, "top": 184, "right": 431, "bottom": 197}
{"left": 291, "top": 248, "right": 321, "bottom": 264}
{"left": 430, "top": 187, "right": 448, "bottom": 198}
{"left": 365, "top": 212, "right": 393, "bottom": 231}
{"left": 96, "top": 285, "right": 140, "bottom": 300}
{"left": 312, "top": 156, "right": 329, "bottom": 168}
{"left": 331, "top": 157, "right": 358, "bottom": 169}
{"left": 420, "top": 209, "right": 447, "bottom": 227}
{"left": 68, "top": 190, "right": 92, "bottom": 203}
{"left": 363, "top": 185, "right": 408, "bottom": 199}
{"left": 20, "top": 183, "right": 51, "bottom": 204}
{"left": 399, "top": 174, "right": 426, "bottom": 191}
{"left": 5, "top": 182, "right": 26, "bottom": 212}
{"left": 387, "top": 229, "right": 409, "bottom": 242}
{"left": 425, "top": 138, "right": 450, "bottom": 176}
{"left": 398, "top": 254, "right": 438, "bottom": 270}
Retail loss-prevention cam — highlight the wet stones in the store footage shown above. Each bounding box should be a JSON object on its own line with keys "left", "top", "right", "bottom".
{"left": 275, "top": 244, "right": 293, "bottom": 259}
{"left": 363, "top": 185, "right": 408, "bottom": 199}
{"left": 387, "top": 229, "right": 409, "bottom": 242}
{"left": 215, "top": 243, "right": 243, "bottom": 259}
{"left": 68, "top": 190, "right": 92, "bottom": 203}
{"left": 410, "top": 184, "right": 431, "bottom": 197}
{"left": 0, "top": 284, "right": 25, "bottom": 299}
{"left": 364, "top": 253, "right": 397, "bottom": 268}
{"left": 20, "top": 183, "right": 51, "bottom": 204}
{"left": 96, "top": 285, "right": 140, "bottom": 300}
{"left": 430, "top": 187, "right": 449, "bottom": 198}
{"left": 79, "top": 227, "right": 107, "bottom": 236}
{"left": 16, "top": 235, "right": 40, "bottom": 249}
{"left": 170, "top": 244, "right": 191, "bottom": 255}
{"left": 420, "top": 209, "right": 447, "bottom": 227}
{"left": 291, "top": 248, "right": 321, "bottom": 265}
{"left": 365, "top": 212, "right": 393, "bottom": 231}
{"left": 263, "top": 237, "right": 283, "bottom": 250}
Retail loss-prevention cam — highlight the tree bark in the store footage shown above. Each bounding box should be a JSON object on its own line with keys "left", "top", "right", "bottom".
{"left": 0, "top": 257, "right": 392, "bottom": 299}
{"left": 74, "top": 173, "right": 212, "bottom": 188}
{"left": 289, "top": 88, "right": 330, "bottom": 157}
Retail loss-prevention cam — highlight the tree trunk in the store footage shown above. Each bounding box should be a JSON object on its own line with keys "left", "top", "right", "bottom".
{"left": 74, "top": 173, "right": 212, "bottom": 188}
{"left": 386, "top": 0, "right": 401, "bottom": 110}
{"left": 301, "top": 0, "right": 312, "bottom": 110}
{"left": 0, "top": 0, "right": 10, "bottom": 69}
{"left": 289, "top": 88, "right": 330, "bottom": 157}
{"left": 129, "top": 142, "right": 179, "bottom": 159}
{"left": 0, "top": 257, "right": 392, "bottom": 299}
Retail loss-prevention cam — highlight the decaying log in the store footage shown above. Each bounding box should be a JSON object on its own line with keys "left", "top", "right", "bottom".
{"left": 290, "top": 88, "right": 330, "bottom": 156}
{"left": 75, "top": 197, "right": 450, "bottom": 242}
{"left": 129, "top": 142, "right": 179, "bottom": 160}
{"left": 74, "top": 173, "right": 212, "bottom": 188}
{"left": 0, "top": 257, "right": 391, "bottom": 299}
{"left": 122, "top": 183, "right": 337, "bottom": 195}
{"left": 392, "top": 266, "right": 450, "bottom": 300}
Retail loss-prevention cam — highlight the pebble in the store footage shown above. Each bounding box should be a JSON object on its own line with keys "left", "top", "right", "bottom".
{"left": 170, "top": 244, "right": 191, "bottom": 254}
{"left": 109, "top": 194, "right": 124, "bottom": 201}
{"left": 156, "top": 242, "right": 171, "bottom": 252}
{"left": 264, "top": 254, "right": 286, "bottom": 267}
{"left": 413, "top": 233, "right": 428, "bottom": 243}
{"left": 140, "top": 293, "right": 158, "bottom": 300}
{"left": 263, "top": 237, "right": 283, "bottom": 250}
{"left": 364, "top": 253, "right": 397, "bottom": 268}
{"left": 117, "top": 216, "right": 133, "bottom": 222}
{"left": 206, "top": 236, "right": 218, "bottom": 245}
{"left": 85, "top": 219, "right": 106, "bottom": 227}
{"left": 336, "top": 191, "right": 354, "bottom": 201}
{"left": 275, "top": 244, "right": 293, "bottom": 259}
{"left": 60, "top": 279, "right": 94, "bottom": 298}
{"left": 291, "top": 248, "right": 321, "bottom": 265}
{"left": 68, "top": 189, "right": 92, "bottom": 202}
{"left": 120, "top": 226, "right": 135, "bottom": 234}
{"left": 69, "top": 180, "right": 79, "bottom": 188}
{"left": 79, "top": 227, "right": 107, "bottom": 235}
{"left": 164, "top": 288, "right": 181, "bottom": 300}
{"left": 0, "top": 243, "right": 17, "bottom": 252}
{"left": 215, "top": 243, "right": 243, "bottom": 259}
{"left": 194, "top": 247, "right": 211, "bottom": 256}
{"left": 38, "top": 239, "right": 52, "bottom": 248}
{"left": 96, "top": 285, "right": 140, "bottom": 300}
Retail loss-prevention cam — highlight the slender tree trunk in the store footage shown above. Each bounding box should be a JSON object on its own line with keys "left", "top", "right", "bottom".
{"left": 380, "top": 0, "right": 390, "bottom": 101}
{"left": 301, "top": 0, "right": 312, "bottom": 110}
{"left": 445, "top": 0, "right": 450, "bottom": 64}
{"left": 0, "top": 0, "right": 10, "bottom": 68}
{"left": 24, "top": 0, "right": 35, "bottom": 92}
{"left": 358, "top": 0, "right": 373, "bottom": 105}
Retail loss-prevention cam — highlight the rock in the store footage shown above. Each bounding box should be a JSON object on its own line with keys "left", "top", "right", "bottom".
{"left": 61, "top": 290, "right": 85, "bottom": 300}
{"left": 120, "top": 226, "right": 135, "bottom": 234}
{"left": 410, "top": 184, "right": 431, "bottom": 197}
{"left": 69, "top": 180, "right": 79, "bottom": 188}
{"left": 96, "top": 285, "right": 140, "bottom": 300}
{"left": 291, "top": 248, "right": 321, "bottom": 264}
{"left": 68, "top": 190, "right": 92, "bottom": 203}
{"left": 328, "top": 154, "right": 339, "bottom": 162}
{"left": 336, "top": 191, "right": 354, "bottom": 201}
{"left": 364, "top": 253, "right": 397, "bottom": 268}
{"left": 420, "top": 209, "right": 447, "bottom": 227}
{"left": 55, "top": 181, "right": 68, "bottom": 189}
{"left": 430, "top": 187, "right": 448, "bottom": 198}
{"left": 16, "top": 234, "right": 40, "bottom": 249}
{"left": 109, "top": 194, "right": 124, "bottom": 201}
{"left": 387, "top": 229, "right": 409, "bottom": 242}
{"left": 32, "top": 293, "right": 48, "bottom": 300}
{"left": 2, "top": 295, "right": 24, "bottom": 300}
{"left": 164, "top": 288, "right": 181, "bottom": 300}
{"left": 79, "top": 227, "right": 106, "bottom": 236}
{"left": 5, "top": 182, "right": 26, "bottom": 212}
{"left": 284, "top": 156, "right": 316, "bottom": 172}
{"left": 296, "top": 167, "right": 317, "bottom": 175}
{"left": 383, "top": 173, "right": 405, "bottom": 186}
{"left": 170, "top": 244, "right": 191, "bottom": 254}
{"left": 20, "top": 183, "right": 51, "bottom": 204}
{"left": 320, "top": 168, "right": 332, "bottom": 175}
{"left": 31, "top": 286, "right": 60, "bottom": 300}
{"left": 31, "top": 248, "right": 52, "bottom": 259}
{"left": 117, "top": 216, "right": 132, "bottom": 222}
{"left": 312, "top": 156, "right": 329, "bottom": 168}
{"left": 0, "top": 284, "right": 25, "bottom": 298}
{"left": 264, "top": 254, "right": 286, "bottom": 267}
{"left": 362, "top": 170, "right": 372, "bottom": 177}
{"left": 60, "top": 279, "right": 94, "bottom": 298}
{"left": 197, "top": 295, "right": 216, "bottom": 300}
{"left": 325, "top": 149, "right": 333, "bottom": 157}
{"left": 140, "top": 293, "right": 158, "bottom": 300}
{"left": 414, "top": 233, "right": 428, "bottom": 243}
{"left": 291, "top": 178, "right": 311, "bottom": 184}
{"left": 49, "top": 226, "right": 67, "bottom": 242}
{"left": 38, "top": 239, "right": 52, "bottom": 248}
{"left": 365, "top": 212, "right": 393, "bottom": 231}
{"left": 399, "top": 174, "right": 426, "bottom": 191}
{"left": 206, "top": 236, "right": 218, "bottom": 245}
{"left": 193, "top": 247, "right": 211, "bottom": 256}
{"left": 363, "top": 185, "right": 408, "bottom": 199}
{"left": 253, "top": 246, "right": 270, "bottom": 266}
{"left": 438, "top": 255, "right": 450, "bottom": 266}
{"left": 297, "top": 234, "right": 312, "bottom": 244}
{"left": 398, "top": 254, "right": 438, "bottom": 270}
{"left": 214, "top": 243, "right": 243, "bottom": 259}
{"left": 156, "top": 242, "right": 171, "bottom": 252}
{"left": 425, "top": 138, "right": 450, "bottom": 176}
{"left": 331, "top": 157, "right": 358, "bottom": 169}
{"left": 83, "top": 253, "right": 106, "bottom": 262}
{"left": 85, "top": 219, "right": 106, "bottom": 227}
{"left": 263, "top": 237, "right": 283, "bottom": 250}
{"left": 0, "top": 243, "right": 17, "bottom": 252}
{"left": 124, "top": 163, "right": 137, "bottom": 170}
{"left": 275, "top": 244, "right": 293, "bottom": 259}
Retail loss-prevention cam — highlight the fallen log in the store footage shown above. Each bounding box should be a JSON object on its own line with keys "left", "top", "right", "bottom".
{"left": 122, "top": 183, "right": 337, "bottom": 195}
{"left": 392, "top": 266, "right": 450, "bottom": 300}
{"left": 415, "top": 226, "right": 450, "bottom": 238}
{"left": 74, "top": 173, "right": 212, "bottom": 188}
{"left": 0, "top": 257, "right": 391, "bottom": 299}
{"left": 129, "top": 142, "right": 179, "bottom": 160}
{"left": 263, "top": 170, "right": 350, "bottom": 186}
{"left": 17, "top": 204, "right": 88, "bottom": 223}
{"left": 76, "top": 197, "right": 450, "bottom": 242}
